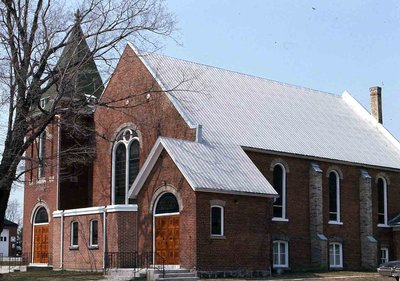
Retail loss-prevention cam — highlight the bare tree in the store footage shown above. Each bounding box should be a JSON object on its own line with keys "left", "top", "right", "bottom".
{"left": 0, "top": 0, "right": 176, "bottom": 233}
{"left": 5, "top": 198, "right": 22, "bottom": 226}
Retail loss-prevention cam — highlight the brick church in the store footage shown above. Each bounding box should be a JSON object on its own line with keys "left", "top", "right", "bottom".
{"left": 23, "top": 20, "right": 400, "bottom": 276}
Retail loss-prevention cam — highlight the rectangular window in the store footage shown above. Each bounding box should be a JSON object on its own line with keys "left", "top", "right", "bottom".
{"left": 38, "top": 131, "right": 46, "bottom": 179}
{"left": 71, "top": 221, "right": 78, "bottom": 247}
{"left": 211, "top": 206, "right": 224, "bottom": 236}
{"left": 3, "top": 236, "right": 6, "bottom": 242}
{"left": 380, "top": 248, "right": 389, "bottom": 264}
{"left": 329, "top": 242, "right": 343, "bottom": 268}
{"left": 90, "top": 220, "right": 98, "bottom": 246}
{"left": 273, "top": 241, "right": 288, "bottom": 268}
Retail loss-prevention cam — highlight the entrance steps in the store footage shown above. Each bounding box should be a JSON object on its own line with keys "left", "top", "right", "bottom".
{"left": 155, "top": 269, "right": 198, "bottom": 281}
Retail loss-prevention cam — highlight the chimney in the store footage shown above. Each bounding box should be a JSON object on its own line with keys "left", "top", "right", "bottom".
{"left": 369, "top": 86, "right": 383, "bottom": 124}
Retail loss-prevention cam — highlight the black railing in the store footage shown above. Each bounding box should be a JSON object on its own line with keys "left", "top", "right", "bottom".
{"left": 105, "top": 251, "right": 166, "bottom": 278}
{"left": 0, "top": 252, "right": 32, "bottom": 273}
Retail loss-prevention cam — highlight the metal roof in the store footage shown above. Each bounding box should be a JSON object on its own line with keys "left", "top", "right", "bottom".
{"left": 129, "top": 137, "right": 277, "bottom": 197}
{"left": 135, "top": 49, "right": 400, "bottom": 170}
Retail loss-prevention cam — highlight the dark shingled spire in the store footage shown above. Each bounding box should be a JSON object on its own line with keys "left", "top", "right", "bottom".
{"left": 39, "top": 11, "right": 104, "bottom": 112}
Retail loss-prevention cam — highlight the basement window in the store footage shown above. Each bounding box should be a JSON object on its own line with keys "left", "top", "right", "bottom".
{"left": 329, "top": 242, "right": 343, "bottom": 268}
{"left": 273, "top": 240, "right": 289, "bottom": 268}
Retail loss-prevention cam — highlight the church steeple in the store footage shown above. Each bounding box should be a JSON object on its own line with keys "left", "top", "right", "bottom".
{"left": 42, "top": 10, "right": 104, "bottom": 110}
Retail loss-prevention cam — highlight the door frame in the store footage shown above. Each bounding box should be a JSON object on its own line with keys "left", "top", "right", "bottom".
{"left": 31, "top": 205, "right": 50, "bottom": 264}
{"left": 152, "top": 193, "right": 180, "bottom": 266}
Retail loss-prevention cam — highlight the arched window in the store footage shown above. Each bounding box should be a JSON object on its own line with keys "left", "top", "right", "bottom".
{"left": 155, "top": 193, "right": 179, "bottom": 214}
{"left": 377, "top": 177, "right": 388, "bottom": 226}
{"left": 34, "top": 207, "right": 49, "bottom": 224}
{"left": 329, "top": 171, "right": 341, "bottom": 223}
{"left": 273, "top": 164, "right": 287, "bottom": 220}
{"left": 112, "top": 128, "right": 140, "bottom": 205}
{"left": 273, "top": 240, "right": 289, "bottom": 268}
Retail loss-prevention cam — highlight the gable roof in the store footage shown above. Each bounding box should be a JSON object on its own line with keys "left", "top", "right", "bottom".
{"left": 132, "top": 46, "right": 400, "bottom": 170}
{"left": 129, "top": 137, "right": 278, "bottom": 198}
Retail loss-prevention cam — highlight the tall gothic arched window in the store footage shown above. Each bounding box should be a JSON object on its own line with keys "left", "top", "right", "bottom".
{"left": 273, "top": 164, "right": 287, "bottom": 219}
{"left": 112, "top": 128, "right": 140, "bottom": 204}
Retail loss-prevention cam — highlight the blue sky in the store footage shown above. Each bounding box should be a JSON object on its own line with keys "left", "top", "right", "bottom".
{"left": 162, "top": 0, "right": 399, "bottom": 139}
{"left": 9, "top": 1, "right": 400, "bottom": 209}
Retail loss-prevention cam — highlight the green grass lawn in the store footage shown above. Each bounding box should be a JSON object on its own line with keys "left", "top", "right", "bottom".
{"left": 0, "top": 270, "right": 104, "bottom": 281}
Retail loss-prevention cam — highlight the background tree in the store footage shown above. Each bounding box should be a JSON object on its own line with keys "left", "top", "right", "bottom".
{"left": 0, "top": 0, "right": 176, "bottom": 233}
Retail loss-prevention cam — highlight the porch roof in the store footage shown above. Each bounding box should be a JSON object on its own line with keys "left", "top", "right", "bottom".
{"left": 128, "top": 137, "right": 277, "bottom": 198}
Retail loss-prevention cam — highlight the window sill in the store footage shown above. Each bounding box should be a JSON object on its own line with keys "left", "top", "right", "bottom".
{"left": 329, "top": 266, "right": 343, "bottom": 270}
{"left": 273, "top": 265, "right": 289, "bottom": 269}
{"left": 69, "top": 246, "right": 79, "bottom": 251}
{"left": 272, "top": 217, "right": 289, "bottom": 222}
{"left": 377, "top": 224, "right": 391, "bottom": 228}
{"left": 89, "top": 245, "right": 99, "bottom": 250}
{"left": 210, "top": 235, "right": 226, "bottom": 240}
{"left": 36, "top": 178, "right": 46, "bottom": 184}
{"left": 328, "top": 221, "right": 343, "bottom": 225}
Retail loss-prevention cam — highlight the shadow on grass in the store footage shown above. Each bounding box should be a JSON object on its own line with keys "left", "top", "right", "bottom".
{"left": 0, "top": 270, "right": 104, "bottom": 281}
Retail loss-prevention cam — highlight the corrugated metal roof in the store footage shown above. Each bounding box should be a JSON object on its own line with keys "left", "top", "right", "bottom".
{"left": 137, "top": 50, "right": 400, "bottom": 170}
{"left": 160, "top": 137, "right": 277, "bottom": 196}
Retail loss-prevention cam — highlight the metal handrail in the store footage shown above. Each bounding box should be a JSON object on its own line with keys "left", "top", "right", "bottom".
{"left": 104, "top": 251, "right": 166, "bottom": 278}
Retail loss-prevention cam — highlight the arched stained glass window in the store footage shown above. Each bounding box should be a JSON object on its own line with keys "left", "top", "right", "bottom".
{"left": 273, "top": 164, "right": 286, "bottom": 219}
{"left": 34, "top": 207, "right": 49, "bottom": 224}
{"left": 114, "top": 143, "right": 126, "bottom": 204}
{"left": 129, "top": 140, "right": 140, "bottom": 186}
{"left": 329, "top": 171, "right": 340, "bottom": 223}
{"left": 378, "top": 177, "right": 388, "bottom": 225}
{"left": 155, "top": 193, "right": 179, "bottom": 214}
{"left": 112, "top": 128, "right": 140, "bottom": 205}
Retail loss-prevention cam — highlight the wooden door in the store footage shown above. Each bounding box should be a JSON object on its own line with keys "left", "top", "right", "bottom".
{"left": 155, "top": 215, "right": 179, "bottom": 264}
{"left": 33, "top": 225, "right": 49, "bottom": 263}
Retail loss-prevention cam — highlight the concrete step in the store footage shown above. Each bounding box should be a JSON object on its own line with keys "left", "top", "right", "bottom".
{"left": 26, "top": 265, "right": 53, "bottom": 271}
{"left": 163, "top": 272, "right": 196, "bottom": 278}
{"left": 156, "top": 277, "right": 198, "bottom": 281}
{"left": 159, "top": 269, "right": 190, "bottom": 274}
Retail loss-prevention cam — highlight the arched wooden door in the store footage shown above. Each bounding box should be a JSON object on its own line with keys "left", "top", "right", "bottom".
{"left": 154, "top": 193, "right": 179, "bottom": 265}
{"left": 33, "top": 207, "right": 49, "bottom": 263}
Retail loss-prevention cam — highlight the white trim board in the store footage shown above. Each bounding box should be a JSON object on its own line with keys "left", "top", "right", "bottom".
{"left": 53, "top": 205, "right": 138, "bottom": 218}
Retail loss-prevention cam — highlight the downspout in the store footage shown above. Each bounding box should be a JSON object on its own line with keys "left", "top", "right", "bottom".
{"left": 56, "top": 115, "right": 61, "bottom": 210}
{"left": 103, "top": 206, "right": 107, "bottom": 272}
{"left": 60, "top": 211, "right": 64, "bottom": 269}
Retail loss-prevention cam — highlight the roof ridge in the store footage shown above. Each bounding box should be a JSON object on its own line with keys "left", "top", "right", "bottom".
{"left": 142, "top": 51, "right": 341, "bottom": 98}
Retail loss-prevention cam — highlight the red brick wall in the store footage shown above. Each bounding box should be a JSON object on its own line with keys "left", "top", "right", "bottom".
{"left": 92, "top": 46, "right": 195, "bottom": 207}
{"left": 196, "top": 192, "right": 273, "bottom": 271}
{"left": 136, "top": 150, "right": 197, "bottom": 269}
{"left": 23, "top": 121, "right": 59, "bottom": 260}
{"left": 246, "top": 150, "right": 400, "bottom": 270}
{"left": 52, "top": 214, "right": 104, "bottom": 270}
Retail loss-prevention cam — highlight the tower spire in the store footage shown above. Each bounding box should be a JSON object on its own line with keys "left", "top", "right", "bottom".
{"left": 74, "top": 9, "right": 81, "bottom": 24}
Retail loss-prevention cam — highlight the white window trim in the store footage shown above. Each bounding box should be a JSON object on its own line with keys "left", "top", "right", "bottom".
{"left": 328, "top": 171, "right": 342, "bottom": 224}
{"left": 272, "top": 163, "right": 287, "bottom": 220}
{"left": 210, "top": 205, "right": 224, "bottom": 237}
{"left": 380, "top": 247, "right": 389, "bottom": 264}
{"left": 329, "top": 242, "right": 343, "bottom": 268}
{"left": 70, "top": 221, "right": 78, "bottom": 247}
{"left": 273, "top": 240, "right": 289, "bottom": 268}
{"left": 377, "top": 177, "right": 388, "bottom": 227}
{"left": 89, "top": 220, "right": 98, "bottom": 247}
{"left": 111, "top": 129, "right": 140, "bottom": 205}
